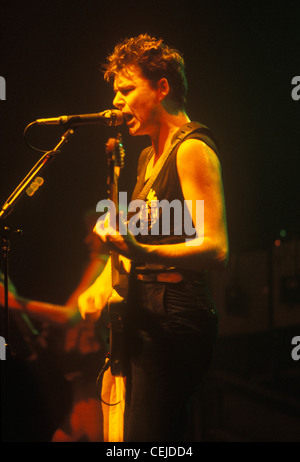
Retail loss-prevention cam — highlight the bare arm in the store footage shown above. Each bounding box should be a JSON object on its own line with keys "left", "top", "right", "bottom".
{"left": 77, "top": 255, "right": 131, "bottom": 321}
{"left": 0, "top": 284, "right": 76, "bottom": 324}
{"left": 77, "top": 256, "right": 112, "bottom": 321}
{"left": 0, "top": 256, "right": 108, "bottom": 325}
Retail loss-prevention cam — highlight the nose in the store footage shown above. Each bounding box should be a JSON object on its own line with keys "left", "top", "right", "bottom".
{"left": 113, "top": 91, "right": 124, "bottom": 110}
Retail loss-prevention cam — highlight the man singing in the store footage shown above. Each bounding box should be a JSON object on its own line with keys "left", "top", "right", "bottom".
{"left": 79, "top": 34, "right": 228, "bottom": 442}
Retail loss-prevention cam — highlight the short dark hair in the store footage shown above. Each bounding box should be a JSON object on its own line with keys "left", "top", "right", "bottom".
{"left": 103, "top": 34, "right": 188, "bottom": 110}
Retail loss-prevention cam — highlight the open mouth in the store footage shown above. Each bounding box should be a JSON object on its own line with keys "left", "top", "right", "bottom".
{"left": 124, "top": 113, "right": 134, "bottom": 124}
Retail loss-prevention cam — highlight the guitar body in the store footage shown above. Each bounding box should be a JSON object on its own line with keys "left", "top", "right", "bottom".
{"left": 108, "top": 291, "right": 127, "bottom": 377}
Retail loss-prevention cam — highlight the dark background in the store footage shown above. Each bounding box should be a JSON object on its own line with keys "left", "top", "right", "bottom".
{"left": 1, "top": 0, "right": 300, "bottom": 442}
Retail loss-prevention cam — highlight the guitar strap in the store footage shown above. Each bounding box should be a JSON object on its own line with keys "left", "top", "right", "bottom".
{"left": 136, "top": 121, "right": 218, "bottom": 202}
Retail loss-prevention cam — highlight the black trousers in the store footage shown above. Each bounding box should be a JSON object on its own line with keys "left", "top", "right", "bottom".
{"left": 123, "top": 277, "right": 218, "bottom": 442}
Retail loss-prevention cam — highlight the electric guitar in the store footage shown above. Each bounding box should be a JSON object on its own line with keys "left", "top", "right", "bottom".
{"left": 105, "top": 134, "right": 128, "bottom": 377}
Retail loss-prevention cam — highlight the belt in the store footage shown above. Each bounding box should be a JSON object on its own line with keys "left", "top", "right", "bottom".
{"left": 136, "top": 271, "right": 183, "bottom": 283}
{"left": 134, "top": 267, "right": 205, "bottom": 284}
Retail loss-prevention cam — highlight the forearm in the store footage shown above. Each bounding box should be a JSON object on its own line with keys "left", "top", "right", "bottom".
{"left": 139, "top": 236, "right": 228, "bottom": 271}
{"left": 11, "top": 296, "right": 77, "bottom": 325}
{"left": 78, "top": 256, "right": 113, "bottom": 321}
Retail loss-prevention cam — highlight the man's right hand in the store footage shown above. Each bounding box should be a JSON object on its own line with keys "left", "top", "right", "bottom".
{"left": 78, "top": 257, "right": 113, "bottom": 322}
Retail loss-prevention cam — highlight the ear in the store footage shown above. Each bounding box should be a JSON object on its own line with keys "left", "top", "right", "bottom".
{"left": 156, "top": 78, "right": 170, "bottom": 102}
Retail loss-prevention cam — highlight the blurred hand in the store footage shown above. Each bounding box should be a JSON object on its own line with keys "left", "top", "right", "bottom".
{"left": 78, "top": 274, "right": 112, "bottom": 322}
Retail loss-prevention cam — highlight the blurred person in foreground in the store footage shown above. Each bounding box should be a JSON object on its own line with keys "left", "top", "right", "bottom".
{"left": 1, "top": 211, "right": 109, "bottom": 441}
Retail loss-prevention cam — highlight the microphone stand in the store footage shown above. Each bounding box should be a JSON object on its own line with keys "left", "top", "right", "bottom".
{"left": 0, "top": 127, "right": 76, "bottom": 358}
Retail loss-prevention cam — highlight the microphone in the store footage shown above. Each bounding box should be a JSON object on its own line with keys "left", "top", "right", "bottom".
{"left": 35, "top": 109, "right": 123, "bottom": 127}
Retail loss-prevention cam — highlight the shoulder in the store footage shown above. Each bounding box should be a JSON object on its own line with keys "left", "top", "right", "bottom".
{"left": 176, "top": 138, "right": 222, "bottom": 180}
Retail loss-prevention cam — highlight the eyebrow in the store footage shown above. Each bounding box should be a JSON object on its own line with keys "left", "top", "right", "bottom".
{"left": 113, "top": 83, "right": 134, "bottom": 93}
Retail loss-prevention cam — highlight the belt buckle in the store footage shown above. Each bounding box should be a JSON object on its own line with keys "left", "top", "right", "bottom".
{"left": 157, "top": 272, "right": 183, "bottom": 283}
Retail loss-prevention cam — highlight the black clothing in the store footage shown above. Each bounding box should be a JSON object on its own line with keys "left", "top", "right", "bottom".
{"left": 123, "top": 123, "right": 219, "bottom": 442}
{"left": 131, "top": 123, "right": 220, "bottom": 246}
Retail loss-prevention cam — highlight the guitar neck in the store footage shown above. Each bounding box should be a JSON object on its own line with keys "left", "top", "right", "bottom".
{"left": 105, "top": 134, "right": 127, "bottom": 297}
{"left": 110, "top": 170, "right": 120, "bottom": 288}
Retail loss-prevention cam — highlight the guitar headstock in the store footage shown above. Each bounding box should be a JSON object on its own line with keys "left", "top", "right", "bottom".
{"left": 105, "top": 133, "right": 125, "bottom": 169}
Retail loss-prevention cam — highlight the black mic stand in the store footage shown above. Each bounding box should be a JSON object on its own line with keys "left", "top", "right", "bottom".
{"left": 0, "top": 127, "right": 76, "bottom": 358}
